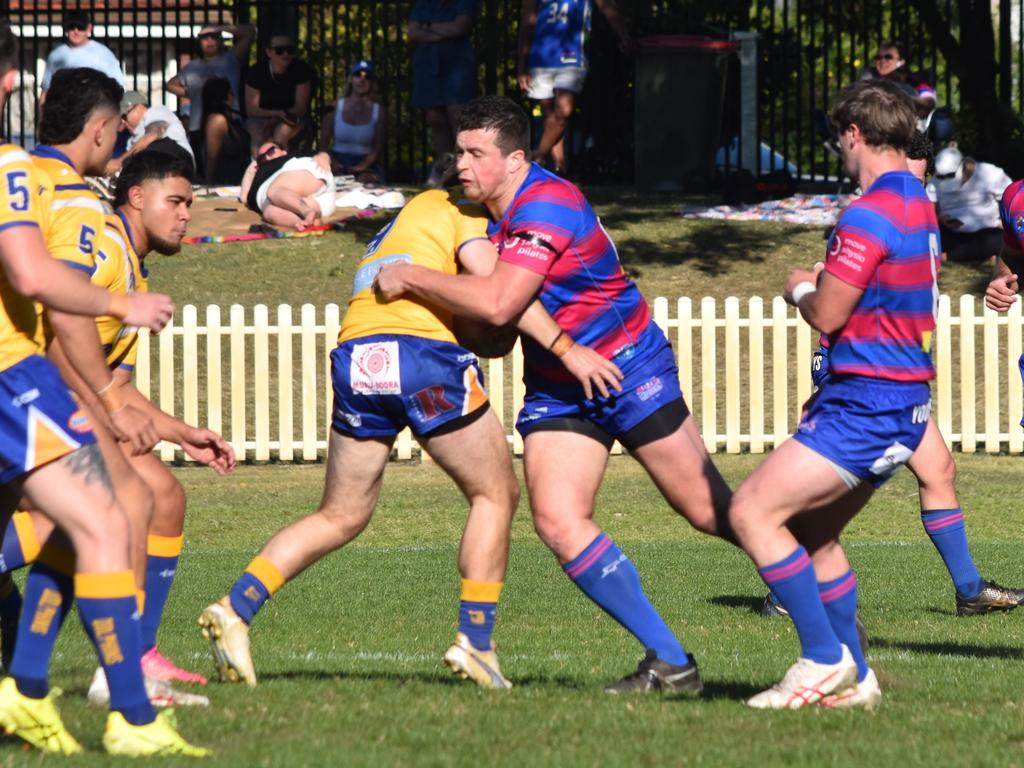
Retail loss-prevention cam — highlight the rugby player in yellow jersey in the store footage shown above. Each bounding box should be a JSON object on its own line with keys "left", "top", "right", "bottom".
{"left": 0, "top": 24, "right": 207, "bottom": 756}
{"left": 199, "top": 188, "right": 622, "bottom": 689}
{"left": 7, "top": 150, "right": 236, "bottom": 707}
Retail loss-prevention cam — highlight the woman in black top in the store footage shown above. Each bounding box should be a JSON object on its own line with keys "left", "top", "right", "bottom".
{"left": 244, "top": 34, "right": 315, "bottom": 155}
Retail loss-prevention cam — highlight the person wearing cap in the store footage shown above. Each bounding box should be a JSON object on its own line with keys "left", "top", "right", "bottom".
{"left": 244, "top": 34, "right": 316, "bottom": 156}
{"left": 926, "top": 143, "right": 1013, "bottom": 262}
{"left": 40, "top": 10, "right": 124, "bottom": 108}
{"left": 104, "top": 91, "right": 194, "bottom": 176}
{"left": 321, "top": 60, "right": 386, "bottom": 184}
{"left": 166, "top": 22, "right": 255, "bottom": 138}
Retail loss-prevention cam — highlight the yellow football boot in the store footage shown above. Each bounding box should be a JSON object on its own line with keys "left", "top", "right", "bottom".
{"left": 443, "top": 632, "right": 512, "bottom": 690}
{"left": 103, "top": 710, "right": 211, "bottom": 757}
{"left": 0, "top": 676, "right": 82, "bottom": 754}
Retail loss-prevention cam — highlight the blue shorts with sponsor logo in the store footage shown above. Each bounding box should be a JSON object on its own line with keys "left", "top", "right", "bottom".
{"left": 793, "top": 376, "right": 931, "bottom": 488}
{"left": 516, "top": 323, "right": 685, "bottom": 439}
{"left": 330, "top": 334, "right": 490, "bottom": 438}
{"left": 0, "top": 355, "right": 95, "bottom": 486}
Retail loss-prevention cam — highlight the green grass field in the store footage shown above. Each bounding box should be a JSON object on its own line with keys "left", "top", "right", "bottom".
{"left": 14, "top": 188, "right": 1013, "bottom": 765}
{"left": 20, "top": 454, "right": 1024, "bottom": 766}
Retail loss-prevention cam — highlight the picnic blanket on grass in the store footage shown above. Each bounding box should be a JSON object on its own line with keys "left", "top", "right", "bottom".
{"left": 181, "top": 197, "right": 378, "bottom": 244}
{"left": 680, "top": 193, "right": 854, "bottom": 226}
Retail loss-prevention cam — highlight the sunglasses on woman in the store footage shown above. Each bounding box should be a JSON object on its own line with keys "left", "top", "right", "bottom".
{"left": 65, "top": 22, "right": 88, "bottom": 32}
{"left": 874, "top": 53, "right": 897, "bottom": 61}
{"left": 257, "top": 145, "right": 282, "bottom": 163}
{"left": 272, "top": 45, "right": 295, "bottom": 55}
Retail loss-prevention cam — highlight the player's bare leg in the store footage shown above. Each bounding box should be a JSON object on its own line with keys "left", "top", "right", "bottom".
{"left": 908, "top": 417, "right": 1023, "bottom": 614}
{"left": 534, "top": 91, "right": 574, "bottom": 172}
{"left": 421, "top": 408, "right": 519, "bottom": 688}
{"left": 525, "top": 430, "right": 701, "bottom": 695}
{"left": 630, "top": 414, "right": 734, "bottom": 542}
{"left": 200, "top": 430, "right": 391, "bottom": 686}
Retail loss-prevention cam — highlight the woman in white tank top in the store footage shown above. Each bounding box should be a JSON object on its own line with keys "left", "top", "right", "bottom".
{"left": 321, "top": 59, "right": 386, "bottom": 183}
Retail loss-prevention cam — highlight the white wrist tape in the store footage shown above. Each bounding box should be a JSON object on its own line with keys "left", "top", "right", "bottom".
{"left": 790, "top": 281, "right": 817, "bottom": 306}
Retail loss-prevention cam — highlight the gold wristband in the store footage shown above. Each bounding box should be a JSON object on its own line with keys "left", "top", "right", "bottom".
{"left": 96, "top": 380, "right": 126, "bottom": 413}
{"left": 107, "top": 292, "right": 131, "bottom": 320}
{"left": 550, "top": 332, "right": 575, "bottom": 358}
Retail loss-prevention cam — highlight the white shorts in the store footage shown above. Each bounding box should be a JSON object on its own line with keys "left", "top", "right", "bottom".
{"left": 527, "top": 67, "right": 587, "bottom": 100}
{"left": 256, "top": 157, "right": 337, "bottom": 218}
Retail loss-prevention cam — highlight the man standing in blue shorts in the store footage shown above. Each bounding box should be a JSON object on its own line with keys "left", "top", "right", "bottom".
{"left": 518, "top": 0, "right": 632, "bottom": 174}
{"left": 729, "top": 79, "right": 939, "bottom": 710}
{"left": 376, "top": 95, "right": 733, "bottom": 694}
{"left": 200, "top": 187, "right": 620, "bottom": 689}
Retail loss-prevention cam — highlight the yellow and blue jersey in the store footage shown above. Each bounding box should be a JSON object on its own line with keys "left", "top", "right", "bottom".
{"left": 338, "top": 189, "right": 490, "bottom": 345}
{"left": 0, "top": 143, "right": 51, "bottom": 371}
{"left": 32, "top": 144, "right": 107, "bottom": 283}
{"left": 93, "top": 212, "right": 148, "bottom": 372}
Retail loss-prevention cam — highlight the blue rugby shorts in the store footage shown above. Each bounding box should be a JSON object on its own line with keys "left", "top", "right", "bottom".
{"left": 330, "top": 334, "right": 489, "bottom": 438}
{"left": 0, "top": 354, "right": 96, "bottom": 486}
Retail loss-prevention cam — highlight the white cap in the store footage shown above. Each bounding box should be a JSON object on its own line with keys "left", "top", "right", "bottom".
{"left": 934, "top": 147, "right": 963, "bottom": 177}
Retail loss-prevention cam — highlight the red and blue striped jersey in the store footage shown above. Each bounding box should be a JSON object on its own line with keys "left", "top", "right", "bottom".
{"left": 824, "top": 170, "right": 939, "bottom": 382}
{"left": 999, "top": 178, "right": 1024, "bottom": 253}
{"left": 491, "top": 164, "right": 650, "bottom": 383}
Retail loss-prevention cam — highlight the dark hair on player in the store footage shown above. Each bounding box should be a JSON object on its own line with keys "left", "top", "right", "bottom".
{"left": 0, "top": 22, "right": 18, "bottom": 76}
{"left": 830, "top": 79, "right": 916, "bottom": 152}
{"left": 455, "top": 95, "right": 530, "bottom": 156}
{"left": 38, "top": 68, "right": 123, "bottom": 145}
{"left": 907, "top": 129, "right": 934, "bottom": 173}
{"left": 113, "top": 149, "right": 195, "bottom": 208}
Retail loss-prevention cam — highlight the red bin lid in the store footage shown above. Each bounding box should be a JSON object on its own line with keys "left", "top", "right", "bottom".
{"left": 637, "top": 35, "right": 737, "bottom": 51}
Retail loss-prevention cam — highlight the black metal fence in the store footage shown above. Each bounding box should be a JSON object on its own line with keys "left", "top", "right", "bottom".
{"left": 5, "top": 0, "right": 1023, "bottom": 184}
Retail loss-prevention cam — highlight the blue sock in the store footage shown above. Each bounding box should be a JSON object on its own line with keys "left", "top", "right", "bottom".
{"left": 564, "top": 532, "right": 688, "bottom": 666}
{"left": 76, "top": 571, "right": 154, "bottom": 726}
{"left": 10, "top": 562, "right": 73, "bottom": 698}
{"left": 0, "top": 512, "right": 41, "bottom": 575}
{"left": 458, "top": 579, "right": 502, "bottom": 651}
{"left": 0, "top": 573, "right": 22, "bottom": 620}
{"left": 921, "top": 509, "right": 983, "bottom": 598}
{"left": 759, "top": 546, "right": 843, "bottom": 664}
{"left": 819, "top": 570, "right": 867, "bottom": 682}
{"left": 140, "top": 535, "right": 183, "bottom": 652}
{"left": 228, "top": 556, "right": 284, "bottom": 625}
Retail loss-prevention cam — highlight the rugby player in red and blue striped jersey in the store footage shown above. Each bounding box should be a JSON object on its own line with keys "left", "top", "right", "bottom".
{"left": 376, "top": 95, "right": 732, "bottom": 696}
{"left": 986, "top": 177, "right": 1024, "bottom": 314}
{"left": 730, "top": 79, "right": 938, "bottom": 710}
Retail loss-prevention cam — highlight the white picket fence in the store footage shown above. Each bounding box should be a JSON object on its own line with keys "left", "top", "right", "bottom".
{"left": 134, "top": 295, "right": 1024, "bottom": 462}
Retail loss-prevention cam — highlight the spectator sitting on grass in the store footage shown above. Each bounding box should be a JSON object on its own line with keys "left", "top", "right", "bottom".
{"left": 104, "top": 90, "right": 194, "bottom": 176}
{"left": 244, "top": 34, "right": 316, "bottom": 156}
{"left": 240, "top": 141, "right": 337, "bottom": 231}
{"left": 321, "top": 60, "right": 385, "bottom": 184}
{"left": 927, "top": 144, "right": 1013, "bottom": 262}
{"left": 201, "top": 76, "right": 250, "bottom": 184}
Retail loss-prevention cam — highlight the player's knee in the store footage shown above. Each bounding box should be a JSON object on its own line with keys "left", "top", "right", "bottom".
{"left": 726, "top": 489, "right": 762, "bottom": 543}
{"left": 919, "top": 451, "right": 957, "bottom": 494}
{"left": 317, "top": 502, "right": 373, "bottom": 544}
{"left": 530, "top": 507, "right": 574, "bottom": 555}
{"left": 119, "top": 474, "right": 155, "bottom": 532}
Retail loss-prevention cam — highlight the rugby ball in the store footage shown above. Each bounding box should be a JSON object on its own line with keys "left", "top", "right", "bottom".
{"left": 454, "top": 316, "right": 518, "bottom": 358}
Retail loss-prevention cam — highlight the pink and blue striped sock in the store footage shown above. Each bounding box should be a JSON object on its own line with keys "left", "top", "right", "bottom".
{"left": 759, "top": 546, "right": 843, "bottom": 664}
{"left": 921, "top": 509, "right": 983, "bottom": 599}
{"left": 819, "top": 570, "right": 867, "bottom": 682}
{"left": 564, "top": 532, "right": 688, "bottom": 666}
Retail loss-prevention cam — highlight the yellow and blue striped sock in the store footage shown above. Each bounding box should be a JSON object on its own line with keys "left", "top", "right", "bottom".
{"left": 229, "top": 555, "right": 285, "bottom": 625}
{"left": 9, "top": 551, "right": 74, "bottom": 698}
{"left": 458, "top": 579, "right": 502, "bottom": 651}
{"left": 140, "top": 534, "right": 183, "bottom": 652}
{"left": 76, "top": 570, "right": 154, "bottom": 726}
{"left": 0, "top": 512, "right": 41, "bottom": 574}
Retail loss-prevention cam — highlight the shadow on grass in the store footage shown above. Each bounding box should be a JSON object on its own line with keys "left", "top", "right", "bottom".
{"left": 698, "top": 680, "right": 763, "bottom": 701}
{"left": 869, "top": 637, "right": 1024, "bottom": 660}
{"left": 258, "top": 669, "right": 586, "bottom": 689}
{"left": 616, "top": 222, "right": 815, "bottom": 275}
{"left": 709, "top": 594, "right": 766, "bottom": 614}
